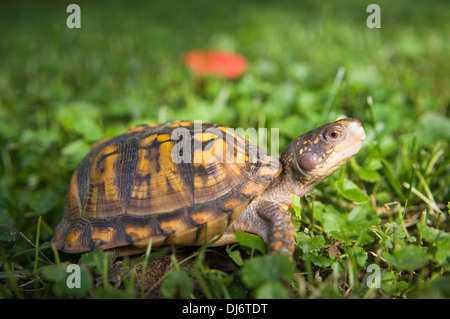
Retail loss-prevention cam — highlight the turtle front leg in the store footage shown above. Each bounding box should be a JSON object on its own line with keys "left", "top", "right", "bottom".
{"left": 257, "top": 202, "right": 296, "bottom": 256}
{"left": 214, "top": 201, "right": 296, "bottom": 257}
{"left": 266, "top": 210, "right": 295, "bottom": 256}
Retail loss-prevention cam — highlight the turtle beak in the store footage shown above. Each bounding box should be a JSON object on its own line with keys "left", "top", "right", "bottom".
{"left": 347, "top": 119, "right": 366, "bottom": 142}
{"left": 332, "top": 119, "right": 366, "bottom": 161}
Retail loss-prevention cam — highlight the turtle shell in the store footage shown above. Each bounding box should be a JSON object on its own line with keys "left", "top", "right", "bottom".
{"left": 52, "top": 121, "right": 281, "bottom": 255}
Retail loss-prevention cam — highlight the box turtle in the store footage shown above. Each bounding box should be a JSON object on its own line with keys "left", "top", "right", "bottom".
{"left": 52, "top": 118, "right": 365, "bottom": 257}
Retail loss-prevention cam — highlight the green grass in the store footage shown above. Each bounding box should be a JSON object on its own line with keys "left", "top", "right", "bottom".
{"left": 0, "top": 0, "right": 449, "bottom": 299}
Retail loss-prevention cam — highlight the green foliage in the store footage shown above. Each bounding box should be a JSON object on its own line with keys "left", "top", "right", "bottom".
{"left": 240, "top": 254, "right": 294, "bottom": 298}
{"left": 161, "top": 270, "right": 194, "bottom": 299}
{"left": 1, "top": 0, "right": 449, "bottom": 299}
{"left": 241, "top": 254, "right": 294, "bottom": 288}
{"left": 418, "top": 223, "right": 450, "bottom": 266}
{"left": 383, "top": 247, "right": 429, "bottom": 270}
{"left": 254, "top": 281, "right": 291, "bottom": 299}
{"left": 80, "top": 249, "right": 113, "bottom": 275}
{"left": 235, "top": 231, "right": 267, "bottom": 255}
{"left": 56, "top": 101, "right": 103, "bottom": 142}
{"left": 313, "top": 202, "right": 380, "bottom": 239}
{"left": 335, "top": 179, "right": 370, "bottom": 203}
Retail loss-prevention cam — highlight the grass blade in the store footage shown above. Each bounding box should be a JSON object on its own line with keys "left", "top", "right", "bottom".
{"left": 402, "top": 182, "right": 443, "bottom": 214}
{"left": 34, "top": 216, "right": 42, "bottom": 273}
{"left": 140, "top": 239, "right": 152, "bottom": 298}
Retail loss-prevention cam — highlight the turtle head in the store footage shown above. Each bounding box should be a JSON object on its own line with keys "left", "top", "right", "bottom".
{"left": 282, "top": 118, "right": 366, "bottom": 183}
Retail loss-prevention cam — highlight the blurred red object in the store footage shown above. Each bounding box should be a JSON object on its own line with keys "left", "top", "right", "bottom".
{"left": 184, "top": 50, "right": 249, "bottom": 80}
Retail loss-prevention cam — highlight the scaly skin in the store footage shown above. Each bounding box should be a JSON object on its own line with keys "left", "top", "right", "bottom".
{"left": 213, "top": 118, "right": 366, "bottom": 256}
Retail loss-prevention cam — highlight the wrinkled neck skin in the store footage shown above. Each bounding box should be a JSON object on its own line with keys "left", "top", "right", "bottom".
{"left": 220, "top": 152, "right": 323, "bottom": 244}
{"left": 259, "top": 163, "right": 319, "bottom": 210}
{"left": 258, "top": 136, "right": 342, "bottom": 211}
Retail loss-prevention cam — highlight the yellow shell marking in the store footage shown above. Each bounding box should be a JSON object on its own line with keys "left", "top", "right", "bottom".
{"left": 130, "top": 148, "right": 153, "bottom": 200}
{"left": 222, "top": 198, "right": 242, "bottom": 210}
{"left": 65, "top": 230, "right": 82, "bottom": 247}
{"left": 160, "top": 217, "right": 187, "bottom": 235}
{"left": 91, "top": 227, "right": 115, "bottom": 245}
{"left": 125, "top": 224, "right": 152, "bottom": 242}
{"left": 150, "top": 142, "right": 174, "bottom": 202}
{"left": 126, "top": 125, "right": 147, "bottom": 134}
{"left": 139, "top": 134, "right": 157, "bottom": 147}
{"left": 191, "top": 210, "right": 215, "bottom": 225}
{"left": 194, "top": 132, "right": 218, "bottom": 142}
{"left": 84, "top": 145, "right": 120, "bottom": 218}
{"left": 157, "top": 134, "right": 171, "bottom": 143}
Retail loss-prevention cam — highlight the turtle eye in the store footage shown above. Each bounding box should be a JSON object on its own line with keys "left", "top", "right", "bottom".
{"left": 325, "top": 126, "right": 343, "bottom": 141}
{"left": 328, "top": 130, "right": 340, "bottom": 139}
